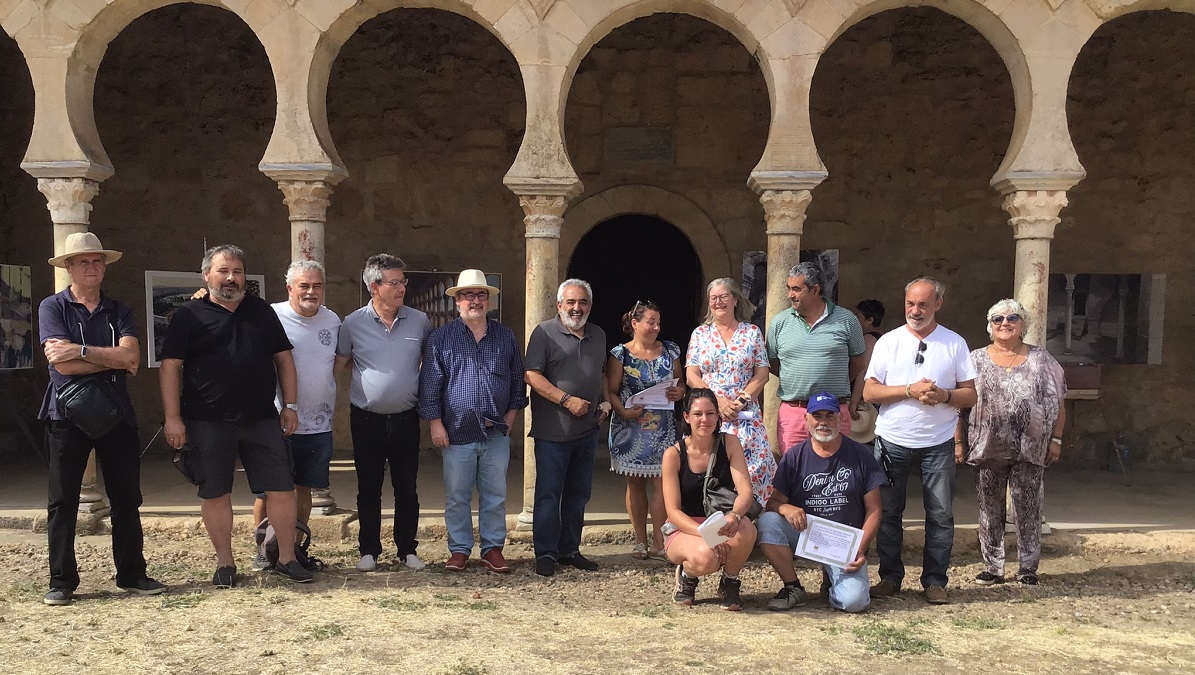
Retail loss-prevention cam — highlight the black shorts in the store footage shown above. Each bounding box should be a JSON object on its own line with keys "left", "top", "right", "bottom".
{"left": 187, "top": 418, "right": 294, "bottom": 499}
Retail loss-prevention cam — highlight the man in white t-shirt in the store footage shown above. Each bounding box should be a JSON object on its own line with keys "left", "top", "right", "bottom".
{"left": 251, "top": 260, "right": 340, "bottom": 568}
{"left": 863, "top": 277, "right": 976, "bottom": 605}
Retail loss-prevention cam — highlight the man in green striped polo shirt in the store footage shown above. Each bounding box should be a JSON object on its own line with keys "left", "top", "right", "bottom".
{"left": 767, "top": 261, "right": 866, "bottom": 454}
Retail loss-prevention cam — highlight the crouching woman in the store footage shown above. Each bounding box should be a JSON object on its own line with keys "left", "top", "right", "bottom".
{"left": 661, "top": 388, "right": 757, "bottom": 611}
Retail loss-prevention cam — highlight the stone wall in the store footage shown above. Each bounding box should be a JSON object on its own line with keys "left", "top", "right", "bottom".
{"left": 0, "top": 7, "right": 1192, "bottom": 467}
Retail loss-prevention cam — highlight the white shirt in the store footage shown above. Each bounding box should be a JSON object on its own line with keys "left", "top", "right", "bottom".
{"left": 273, "top": 302, "right": 341, "bottom": 434}
{"left": 865, "top": 324, "right": 976, "bottom": 447}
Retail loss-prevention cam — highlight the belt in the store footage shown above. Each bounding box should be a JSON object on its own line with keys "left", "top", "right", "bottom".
{"left": 351, "top": 405, "right": 418, "bottom": 419}
{"left": 782, "top": 398, "right": 847, "bottom": 407}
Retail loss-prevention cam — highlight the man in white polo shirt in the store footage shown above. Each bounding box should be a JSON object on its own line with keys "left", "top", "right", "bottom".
{"left": 863, "top": 276, "right": 976, "bottom": 605}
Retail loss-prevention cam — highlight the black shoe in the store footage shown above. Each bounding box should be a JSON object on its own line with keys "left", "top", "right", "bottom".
{"left": 535, "top": 556, "right": 556, "bottom": 577}
{"left": 768, "top": 582, "right": 807, "bottom": 611}
{"left": 118, "top": 577, "right": 167, "bottom": 595}
{"left": 1017, "top": 572, "right": 1039, "bottom": 585}
{"left": 559, "top": 553, "right": 599, "bottom": 571}
{"left": 975, "top": 571, "right": 1004, "bottom": 586}
{"left": 673, "top": 566, "right": 699, "bottom": 605}
{"left": 274, "top": 560, "right": 314, "bottom": 583}
{"left": 43, "top": 588, "right": 73, "bottom": 606}
{"left": 213, "top": 565, "right": 237, "bottom": 588}
{"left": 718, "top": 576, "right": 744, "bottom": 611}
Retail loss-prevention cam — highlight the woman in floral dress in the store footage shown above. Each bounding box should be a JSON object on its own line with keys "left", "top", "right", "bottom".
{"left": 685, "top": 278, "right": 774, "bottom": 505}
{"left": 607, "top": 301, "right": 686, "bottom": 559}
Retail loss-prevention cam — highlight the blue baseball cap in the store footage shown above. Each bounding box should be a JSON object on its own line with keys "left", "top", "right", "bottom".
{"left": 806, "top": 392, "right": 841, "bottom": 415}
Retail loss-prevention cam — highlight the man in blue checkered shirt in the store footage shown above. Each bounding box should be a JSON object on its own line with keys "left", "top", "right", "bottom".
{"left": 418, "top": 269, "right": 527, "bottom": 574}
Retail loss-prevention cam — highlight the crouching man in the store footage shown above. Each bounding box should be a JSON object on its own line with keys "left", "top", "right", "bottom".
{"left": 758, "top": 392, "right": 884, "bottom": 613}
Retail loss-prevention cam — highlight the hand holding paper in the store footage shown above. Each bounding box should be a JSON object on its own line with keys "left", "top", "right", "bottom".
{"left": 795, "top": 514, "right": 864, "bottom": 569}
{"left": 626, "top": 378, "right": 679, "bottom": 410}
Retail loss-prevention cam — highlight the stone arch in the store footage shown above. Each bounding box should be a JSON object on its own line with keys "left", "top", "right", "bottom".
{"left": 562, "top": 185, "right": 732, "bottom": 283}
{"left": 820, "top": 0, "right": 1031, "bottom": 185}
{"left": 56, "top": 0, "right": 275, "bottom": 175}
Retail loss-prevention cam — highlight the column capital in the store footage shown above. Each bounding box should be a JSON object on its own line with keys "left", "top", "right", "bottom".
{"left": 36, "top": 177, "right": 100, "bottom": 225}
{"left": 991, "top": 170, "right": 1084, "bottom": 195}
{"left": 1002, "top": 189, "right": 1068, "bottom": 240}
{"left": 518, "top": 194, "right": 568, "bottom": 239}
{"left": 759, "top": 189, "right": 813, "bottom": 236}
{"left": 259, "top": 163, "right": 347, "bottom": 185}
{"left": 747, "top": 170, "right": 827, "bottom": 195}
{"left": 277, "top": 180, "right": 334, "bottom": 223}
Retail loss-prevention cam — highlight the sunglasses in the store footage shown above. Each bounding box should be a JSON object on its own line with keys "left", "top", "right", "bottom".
{"left": 914, "top": 340, "right": 927, "bottom": 366}
{"left": 990, "top": 314, "right": 1022, "bottom": 324}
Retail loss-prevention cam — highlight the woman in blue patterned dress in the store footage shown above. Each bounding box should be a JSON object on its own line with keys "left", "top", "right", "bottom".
{"left": 685, "top": 278, "right": 775, "bottom": 505}
{"left": 606, "top": 301, "right": 686, "bottom": 559}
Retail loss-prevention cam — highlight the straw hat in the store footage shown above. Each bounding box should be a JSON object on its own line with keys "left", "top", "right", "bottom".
{"left": 445, "top": 269, "right": 499, "bottom": 297}
{"left": 846, "top": 401, "right": 877, "bottom": 444}
{"left": 48, "top": 232, "right": 123, "bottom": 268}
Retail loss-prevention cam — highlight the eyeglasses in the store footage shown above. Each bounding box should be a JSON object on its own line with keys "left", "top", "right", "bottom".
{"left": 990, "top": 314, "right": 1021, "bottom": 324}
{"left": 709, "top": 293, "right": 732, "bottom": 304}
{"left": 377, "top": 278, "right": 409, "bottom": 288}
{"left": 458, "top": 290, "right": 489, "bottom": 301}
{"left": 914, "top": 340, "right": 927, "bottom": 366}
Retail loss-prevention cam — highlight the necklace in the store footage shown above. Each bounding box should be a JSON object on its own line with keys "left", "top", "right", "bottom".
{"left": 992, "top": 344, "right": 1024, "bottom": 373}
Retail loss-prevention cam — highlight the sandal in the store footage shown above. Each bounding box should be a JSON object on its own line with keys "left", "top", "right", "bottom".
{"left": 631, "top": 543, "right": 649, "bottom": 560}
{"left": 647, "top": 549, "right": 669, "bottom": 562}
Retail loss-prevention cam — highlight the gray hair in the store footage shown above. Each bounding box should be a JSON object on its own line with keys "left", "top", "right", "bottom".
{"left": 787, "top": 261, "right": 825, "bottom": 293}
{"left": 285, "top": 259, "right": 325, "bottom": 285}
{"left": 985, "top": 298, "right": 1031, "bottom": 339}
{"left": 703, "top": 277, "right": 755, "bottom": 324}
{"left": 905, "top": 276, "right": 945, "bottom": 301}
{"left": 557, "top": 278, "right": 593, "bottom": 303}
{"left": 201, "top": 244, "right": 246, "bottom": 274}
{"left": 362, "top": 254, "right": 406, "bottom": 287}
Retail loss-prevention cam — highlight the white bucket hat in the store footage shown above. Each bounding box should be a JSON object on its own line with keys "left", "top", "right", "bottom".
{"left": 48, "top": 232, "right": 123, "bottom": 268}
{"left": 445, "top": 269, "right": 499, "bottom": 297}
{"left": 846, "top": 401, "right": 877, "bottom": 445}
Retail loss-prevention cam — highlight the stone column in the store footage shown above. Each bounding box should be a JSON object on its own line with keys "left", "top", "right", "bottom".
{"left": 37, "top": 177, "right": 109, "bottom": 515}
{"left": 514, "top": 193, "right": 569, "bottom": 530}
{"left": 757, "top": 189, "right": 814, "bottom": 455}
{"left": 276, "top": 180, "right": 334, "bottom": 263}
{"left": 1002, "top": 190, "right": 1068, "bottom": 346}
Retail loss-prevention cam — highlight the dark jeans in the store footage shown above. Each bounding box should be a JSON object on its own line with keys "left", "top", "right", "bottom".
{"left": 875, "top": 436, "right": 956, "bottom": 589}
{"left": 532, "top": 428, "right": 598, "bottom": 561}
{"left": 350, "top": 406, "right": 420, "bottom": 558}
{"left": 45, "top": 420, "right": 147, "bottom": 591}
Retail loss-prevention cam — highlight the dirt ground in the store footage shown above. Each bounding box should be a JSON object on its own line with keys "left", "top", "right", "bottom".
{"left": 1, "top": 527, "right": 1192, "bottom": 675}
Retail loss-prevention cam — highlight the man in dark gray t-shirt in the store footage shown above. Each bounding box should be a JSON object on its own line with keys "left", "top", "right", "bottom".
{"left": 524, "top": 278, "right": 610, "bottom": 576}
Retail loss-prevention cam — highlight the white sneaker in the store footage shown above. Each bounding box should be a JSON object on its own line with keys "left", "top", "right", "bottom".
{"left": 404, "top": 554, "right": 426, "bottom": 570}
{"left": 355, "top": 555, "right": 377, "bottom": 572}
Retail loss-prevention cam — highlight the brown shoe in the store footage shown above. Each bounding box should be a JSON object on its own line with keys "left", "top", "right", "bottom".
{"left": 869, "top": 579, "right": 899, "bottom": 598}
{"left": 924, "top": 585, "right": 950, "bottom": 605}
{"left": 480, "top": 548, "right": 512, "bottom": 574}
{"left": 445, "top": 552, "right": 469, "bottom": 572}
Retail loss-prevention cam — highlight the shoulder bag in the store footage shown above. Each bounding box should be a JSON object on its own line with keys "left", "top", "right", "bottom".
{"left": 55, "top": 308, "right": 128, "bottom": 440}
{"left": 702, "top": 432, "right": 763, "bottom": 521}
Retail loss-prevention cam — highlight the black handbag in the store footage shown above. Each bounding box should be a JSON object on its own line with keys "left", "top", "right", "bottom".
{"left": 702, "top": 432, "right": 763, "bottom": 521}
{"left": 54, "top": 308, "right": 127, "bottom": 440}
{"left": 172, "top": 444, "right": 205, "bottom": 487}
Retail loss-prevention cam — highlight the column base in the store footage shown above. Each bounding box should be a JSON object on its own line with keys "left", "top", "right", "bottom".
{"left": 515, "top": 509, "right": 534, "bottom": 531}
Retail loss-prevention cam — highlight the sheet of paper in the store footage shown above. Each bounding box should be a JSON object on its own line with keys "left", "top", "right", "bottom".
{"left": 697, "top": 511, "right": 729, "bottom": 549}
{"left": 626, "top": 378, "right": 678, "bottom": 410}
{"left": 795, "top": 514, "right": 863, "bottom": 568}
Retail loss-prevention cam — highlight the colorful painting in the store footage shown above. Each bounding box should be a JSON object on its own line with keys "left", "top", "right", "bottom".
{"left": 144, "top": 270, "right": 265, "bottom": 368}
{"left": 0, "top": 264, "right": 34, "bottom": 370}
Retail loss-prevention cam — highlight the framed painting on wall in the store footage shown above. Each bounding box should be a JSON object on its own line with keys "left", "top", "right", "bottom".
{"left": 0, "top": 264, "right": 34, "bottom": 370}
{"left": 359, "top": 271, "right": 502, "bottom": 330}
{"left": 144, "top": 270, "right": 265, "bottom": 368}
{"left": 742, "top": 250, "right": 840, "bottom": 332}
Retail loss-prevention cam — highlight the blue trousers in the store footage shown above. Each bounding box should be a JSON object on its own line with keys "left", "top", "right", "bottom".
{"left": 532, "top": 429, "right": 598, "bottom": 560}
{"left": 875, "top": 436, "right": 956, "bottom": 589}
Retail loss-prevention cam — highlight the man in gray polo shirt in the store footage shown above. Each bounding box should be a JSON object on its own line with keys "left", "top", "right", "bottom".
{"left": 525, "top": 278, "right": 611, "bottom": 577}
{"left": 335, "top": 254, "right": 432, "bottom": 572}
{"left": 767, "top": 261, "right": 866, "bottom": 453}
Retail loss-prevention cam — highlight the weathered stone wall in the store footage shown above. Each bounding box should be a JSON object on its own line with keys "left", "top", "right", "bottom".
{"left": 1, "top": 7, "right": 1192, "bottom": 467}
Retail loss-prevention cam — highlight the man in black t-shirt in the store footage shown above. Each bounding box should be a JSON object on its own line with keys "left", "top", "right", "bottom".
{"left": 757, "top": 392, "right": 885, "bottom": 613}
{"left": 160, "top": 244, "right": 311, "bottom": 587}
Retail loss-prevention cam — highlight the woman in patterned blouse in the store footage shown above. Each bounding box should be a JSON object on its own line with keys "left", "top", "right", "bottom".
{"left": 958, "top": 298, "right": 1067, "bottom": 586}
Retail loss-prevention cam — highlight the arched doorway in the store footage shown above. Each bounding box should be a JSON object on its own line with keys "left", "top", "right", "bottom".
{"left": 566, "top": 215, "right": 703, "bottom": 353}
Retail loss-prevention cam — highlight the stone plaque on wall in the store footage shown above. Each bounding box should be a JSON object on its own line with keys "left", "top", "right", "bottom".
{"left": 603, "top": 127, "right": 675, "bottom": 165}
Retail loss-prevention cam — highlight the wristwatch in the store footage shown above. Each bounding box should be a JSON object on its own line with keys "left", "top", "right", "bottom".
{"left": 284, "top": 403, "right": 298, "bottom": 411}
{"left": 80, "top": 345, "right": 87, "bottom": 359}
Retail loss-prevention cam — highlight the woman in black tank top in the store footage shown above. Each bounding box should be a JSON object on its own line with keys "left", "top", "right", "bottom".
{"left": 660, "top": 389, "right": 758, "bottom": 610}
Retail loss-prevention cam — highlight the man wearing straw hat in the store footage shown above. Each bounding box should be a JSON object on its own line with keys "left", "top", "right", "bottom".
{"left": 38, "top": 232, "right": 165, "bottom": 605}
{"left": 418, "top": 269, "right": 526, "bottom": 573}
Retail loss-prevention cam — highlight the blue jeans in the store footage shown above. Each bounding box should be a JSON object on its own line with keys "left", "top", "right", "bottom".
{"left": 443, "top": 430, "right": 510, "bottom": 555}
{"left": 532, "top": 429, "right": 598, "bottom": 560}
{"left": 875, "top": 436, "right": 956, "bottom": 589}
{"left": 757, "top": 511, "right": 871, "bottom": 613}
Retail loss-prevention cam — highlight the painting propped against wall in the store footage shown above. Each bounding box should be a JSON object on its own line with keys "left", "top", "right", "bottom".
{"left": 1045, "top": 273, "right": 1165, "bottom": 365}
{"left": 145, "top": 271, "right": 265, "bottom": 368}
{"left": 0, "top": 264, "right": 34, "bottom": 370}
{"left": 742, "top": 250, "right": 840, "bottom": 333}
{"left": 359, "top": 271, "right": 502, "bottom": 330}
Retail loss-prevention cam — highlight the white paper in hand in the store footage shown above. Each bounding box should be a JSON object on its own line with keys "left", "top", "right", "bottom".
{"left": 697, "top": 512, "right": 730, "bottom": 549}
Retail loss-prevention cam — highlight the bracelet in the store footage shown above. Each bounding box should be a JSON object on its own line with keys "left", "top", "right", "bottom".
{"left": 559, "top": 392, "right": 571, "bottom": 407}
{"left": 944, "top": 389, "right": 953, "bottom": 404}
{"left": 1050, "top": 436, "right": 1062, "bottom": 445}
{"left": 905, "top": 384, "right": 912, "bottom": 399}
{"left": 953, "top": 439, "right": 963, "bottom": 445}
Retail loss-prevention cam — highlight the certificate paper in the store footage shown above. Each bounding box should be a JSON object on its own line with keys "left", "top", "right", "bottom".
{"left": 626, "top": 378, "right": 679, "bottom": 410}
{"left": 795, "top": 514, "right": 863, "bottom": 568}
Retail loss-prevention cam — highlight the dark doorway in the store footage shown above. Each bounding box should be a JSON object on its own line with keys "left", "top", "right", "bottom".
{"left": 566, "top": 215, "right": 703, "bottom": 354}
